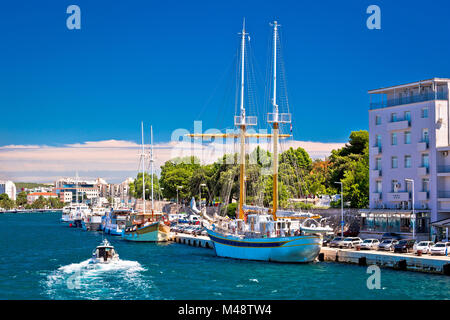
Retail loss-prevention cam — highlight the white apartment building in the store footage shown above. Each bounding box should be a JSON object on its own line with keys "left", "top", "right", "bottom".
{"left": 364, "top": 78, "right": 450, "bottom": 241}
{"left": 0, "top": 180, "right": 16, "bottom": 201}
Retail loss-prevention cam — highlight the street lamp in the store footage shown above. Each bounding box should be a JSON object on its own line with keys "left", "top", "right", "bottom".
{"left": 199, "top": 183, "right": 207, "bottom": 208}
{"left": 405, "top": 178, "right": 415, "bottom": 239}
{"left": 335, "top": 181, "right": 344, "bottom": 237}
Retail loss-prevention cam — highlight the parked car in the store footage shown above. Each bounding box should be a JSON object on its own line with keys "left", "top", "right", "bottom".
{"left": 328, "top": 236, "right": 345, "bottom": 248}
{"left": 430, "top": 242, "right": 450, "bottom": 256}
{"left": 393, "top": 239, "right": 416, "bottom": 253}
{"left": 340, "top": 237, "right": 362, "bottom": 249}
{"left": 322, "top": 235, "right": 334, "bottom": 247}
{"left": 359, "top": 239, "right": 380, "bottom": 250}
{"left": 377, "top": 239, "right": 399, "bottom": 251}
{"left": 413, "top": 241, "right": 434, "bottom": 254}
{"left": 381, "top": 232, "right": 402, "bottom": 240}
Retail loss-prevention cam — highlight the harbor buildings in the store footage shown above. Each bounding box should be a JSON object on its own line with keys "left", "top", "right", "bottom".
{"left": 27, "top": 192, "right": 58, "bottom": 204}
{"left": 54, "top": 177, "right": 134, "bottom": 206}
{"left": 0, "top": 180, "right": 16, "bottom": 201}
{"left": 364, "top": 78, "right": 450, "bottom": 241}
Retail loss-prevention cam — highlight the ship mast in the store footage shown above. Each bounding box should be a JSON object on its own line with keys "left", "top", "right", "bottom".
{"left": 268, "top": 20, "right": 291, "bottom": 220}
{"left": 150, "top": 125, "right": 154, "bottom": 214}
{"left": 75, "top": 171, "right": 78, "bottom": 204}
{"left": 238, "top": 19, "right": 247, "bottom": 220}
{"left": 141, "top": 122, "right": 146, "bottom": 215}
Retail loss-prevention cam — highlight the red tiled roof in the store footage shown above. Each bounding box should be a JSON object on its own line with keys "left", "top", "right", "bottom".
{"left": 28, "top": 192, "right": 57, "bottom": 196}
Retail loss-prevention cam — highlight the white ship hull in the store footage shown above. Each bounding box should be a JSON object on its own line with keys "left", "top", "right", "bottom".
{"left": 207, "top": 229, "right": 321, "bottom": 263}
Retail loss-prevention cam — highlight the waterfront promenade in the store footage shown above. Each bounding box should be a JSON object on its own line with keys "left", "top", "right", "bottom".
{"left": 172, "top": 232, "right": 450, "bottom": 275}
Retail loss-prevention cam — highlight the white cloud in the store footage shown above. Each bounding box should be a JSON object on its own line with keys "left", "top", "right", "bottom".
{"left": 0, "top": 139, "right": 344, "bottom": 183}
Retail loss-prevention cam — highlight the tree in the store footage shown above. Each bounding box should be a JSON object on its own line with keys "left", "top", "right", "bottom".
{"left": 31, "top": 196, "right": 47, "bottom": 209}
{"left": 16, "top": 191, "right": 28, "bottom": 206}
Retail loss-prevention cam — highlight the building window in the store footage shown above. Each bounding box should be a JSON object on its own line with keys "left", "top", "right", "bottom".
{"left": 376, "top": 181, "right": 382, "bottom": 193}
{"left": 391, "top": 113, "right": 397, "bottom": 122}
{"left": 422, "top": 179, "right": 429, "bottom": 192}
{"left": 376, "top": 158, "right": 382, "bottom": 170}
{"left": 375, "top": 115, "right": 381, "bottom": 125}
{"left": 421, "top": 108, "right": 429, "bottom": 118}
{"left": 421, "top": 154, "right": 429, "bottom": 168}
{"left": 392, "top": 180, "right": 399, "bottom": 192}
{"left": 422, "top": 128, "right": 429, "bottom": 143}
{"left": 405, "top": 180, "right": 412, "bottom": 192}
{"left": 376, "top": 135, "right": 382, "bottom": 147}
{"left": 404, "top": 155, "right": 411, "bottom": 168}
{"left": 391, "top": 133, "right": 397, "bottom": 145}
{"left": 404, "top": 131, "right": 411, "bottom": 144}
{"left": 404, "top": 111, "right": 411, "bottom": 122}
{"left": 391, "top": 156, "right": 398, "bottom": 168}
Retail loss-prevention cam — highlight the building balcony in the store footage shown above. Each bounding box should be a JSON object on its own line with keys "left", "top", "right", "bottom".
{"left": 371, "top": 146, "right": 382, "bottom": 156}
{"left": 417, "top": 141, "right": 429, "bottom": 152}
{"left": 438, "top": 191, "right": 450, "bottom": 200}
{"left": 371, "top": 192, "right": 382, "bottom": 201}
{"left": 417, "top": 191, "right": 429, "bottom": 201}
{"left": 387, "top": 119, "right": 410, "bottom": 131}
{"left": 437, "top": 165, "right": 450, "bottom": 173}
{"left": 417, "top": 166, "right": 429, "bottom": 176}
{"left": 369, "top": 91, "right": 448, "bottom": 110}
{"left": 387, "top": 192, "right": 410, "bottom": 202}
{"left": 370, "top": 169, "right": 382, "bottom": 178}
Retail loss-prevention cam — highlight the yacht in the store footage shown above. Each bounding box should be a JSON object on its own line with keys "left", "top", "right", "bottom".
{"left": 88, "top": 239, "right": 119, "bottom": 265}
{"left": 82, "top": 207, "right": 108, "bottom": 231}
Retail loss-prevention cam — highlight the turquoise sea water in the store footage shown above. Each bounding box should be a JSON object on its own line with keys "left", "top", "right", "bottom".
{"left": 0, "top": 212, "right": 449, "bottom": 300}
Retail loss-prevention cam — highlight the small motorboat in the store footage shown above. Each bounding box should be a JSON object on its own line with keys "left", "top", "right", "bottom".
{"left": 88, "top": 239, "right": 119, "bottom": 265}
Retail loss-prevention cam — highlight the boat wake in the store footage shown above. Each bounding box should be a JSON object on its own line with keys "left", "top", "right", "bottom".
{"left": 42, "top": 259, "right": 159, "bottom": 299}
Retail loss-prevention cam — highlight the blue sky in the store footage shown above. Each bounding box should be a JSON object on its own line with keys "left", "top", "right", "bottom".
{"left": 1, "top": 0, "right": 450, "bottom": 147}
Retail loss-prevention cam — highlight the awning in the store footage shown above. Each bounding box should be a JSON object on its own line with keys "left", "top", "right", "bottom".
{"left": 431, "top": 218, "right": 450, "bottom": 228}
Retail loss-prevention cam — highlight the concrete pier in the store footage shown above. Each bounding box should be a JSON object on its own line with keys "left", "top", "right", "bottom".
{"left": 170, "top": 233, "right": 449, "bottom": 275}
{"left": 320, "top": 247, "right": 450, "bottom": 275}
{"left": 171, "top": 233, "right": 213, "bottom": 249}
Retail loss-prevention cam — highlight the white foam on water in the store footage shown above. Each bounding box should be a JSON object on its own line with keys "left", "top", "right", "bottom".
{"left": 43, "top": 258, "right": 152, "bottom": 299}
{"left": 58, "top": 259, "right": 145, "bottom": 275}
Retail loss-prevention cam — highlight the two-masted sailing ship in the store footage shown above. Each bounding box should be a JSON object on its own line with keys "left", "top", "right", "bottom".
{"left": 122, "top": 123, "right": 171, "bottom": 242}
{"left": 191, "top": 20, "right": 331, "bottom": 263}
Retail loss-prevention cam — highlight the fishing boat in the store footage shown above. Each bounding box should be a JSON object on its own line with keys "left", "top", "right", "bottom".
{"left": 82, "top": 206, "right": 107, "bottom": 231}
{"left": 190, "top": 20, "right": 331, "bottom": 263}
{"left": 122, "top": 124, "right": 171, "bottom": 242}
{"left": 101, "top": 208, "right": 131, "bottom": 235}
{"left": 88, "top": 239, "right": 119, "bottom": 265}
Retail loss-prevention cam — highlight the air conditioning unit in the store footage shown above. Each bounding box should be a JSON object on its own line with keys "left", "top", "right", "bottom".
{"left": 443, "top": 151, "right": 448, "bottom": 157}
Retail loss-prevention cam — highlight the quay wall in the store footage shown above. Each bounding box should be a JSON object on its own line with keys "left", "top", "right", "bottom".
{"left": 320, "top": 247, "right": 450, "bottom": 275}
{"left": 171, "top": 233, "right": 449, "bottom": 275}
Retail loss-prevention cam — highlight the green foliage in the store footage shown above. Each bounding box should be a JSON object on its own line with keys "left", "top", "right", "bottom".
{"left": 129, "top": 172, "right": 161, "bottom": 200}
{"left": 139, "top": 130, "right": 370, "bottom": 210}
{"left": 0, "top": 193, "right": 15, "bottom": 210}
{"left": 16, "top": 191, "right": 28, "bottom": 206}
{"left": 222, "top": 203, "right": 238, "bottom": 218}
{"left": 14, "top": 182, "right": 52, "bottom": 190}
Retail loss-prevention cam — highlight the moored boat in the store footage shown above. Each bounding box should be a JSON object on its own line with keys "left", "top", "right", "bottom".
{"left": 122, "top": 124, "right": 171, "bottom": 242}
{"left": 102, "top": 208, "right": 131, "bottom": 235}
{"left": 191, "top": 20, "right": 331, "bottom": 263}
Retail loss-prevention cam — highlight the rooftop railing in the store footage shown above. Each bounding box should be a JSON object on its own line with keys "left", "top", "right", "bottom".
{"left": 370, "top": 91, "right": 448, "bottom": 110}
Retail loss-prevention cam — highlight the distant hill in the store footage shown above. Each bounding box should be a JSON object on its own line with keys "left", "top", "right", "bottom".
{"left": 14, "top": 182, "right": 54, "bottom": 190}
